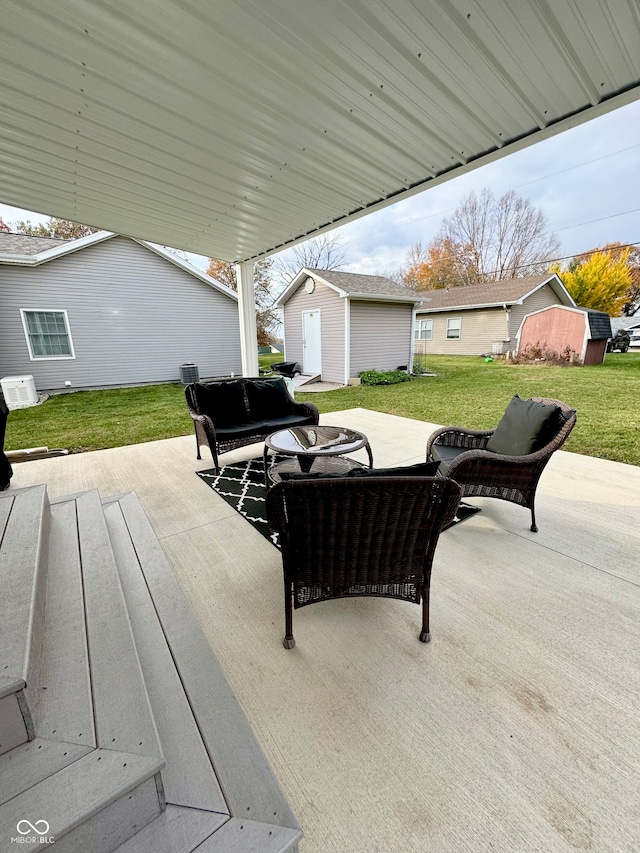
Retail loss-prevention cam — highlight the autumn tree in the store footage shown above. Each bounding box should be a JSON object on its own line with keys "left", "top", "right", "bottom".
{"left": 12, "top": 217, "right": 99, "bottom": 240}
{"left": 551, "top": 248, "right": 631, "bottom": 315}
{"left": 401, "top": 238, "right": 478, "bottom": 290}
{"left": 573, "top": 242, "right": 640, "bottom": 316}
{"left": 206, "top": 257, "right": 277, "bottom": 346}
{"left": 272, "top": 233, "right": 346, "bottom": 289}
{"left": 404, "top": 188, "right": 561, "bottom": 289}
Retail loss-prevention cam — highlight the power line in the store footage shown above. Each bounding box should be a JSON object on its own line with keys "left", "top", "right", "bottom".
{"left": 345, "top": 142, "right": 640, "bottom": 246}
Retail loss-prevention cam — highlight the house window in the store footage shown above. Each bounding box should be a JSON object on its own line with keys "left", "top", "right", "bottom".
{"left": 414, "top": 319, "right": 433, "bottom": 340}
{"left": 21, "top": 310, "right": 75, "bottom": 359}
{"left": 446, "top": 318, "right": 461, "bottom": 340}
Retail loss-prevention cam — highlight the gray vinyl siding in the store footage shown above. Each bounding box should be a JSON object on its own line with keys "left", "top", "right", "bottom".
{"left": 508, "top": 285, "right": 563, "bottom": 339}
{"left": 283, "top": 280, "right": 345, "bottom": 382}
{"left": 0, "top": 236, "right": 241, "bottom": 391}
{"left": 349, "top": 302, "right": 413, "bottom": 375}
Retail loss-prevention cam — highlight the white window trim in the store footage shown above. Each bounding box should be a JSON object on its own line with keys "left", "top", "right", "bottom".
{"left": 446, "top": 317, "right": 462, "bottom": 340}
{"left": 20, "top": 308, "right": 76, "bottom": 360}
{"left": 415, "top": 318, "right": 433, "bottom": 340}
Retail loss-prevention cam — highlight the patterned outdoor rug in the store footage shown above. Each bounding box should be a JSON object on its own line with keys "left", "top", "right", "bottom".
{"left": 197, "top": 456, "right": 480, "bottom": 549}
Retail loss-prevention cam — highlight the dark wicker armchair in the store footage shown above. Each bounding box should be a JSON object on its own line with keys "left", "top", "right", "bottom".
{"left": 426, "top": 397, "right": 576, "bottom": 532}
{"left": 266, "top": 476, "right": 462, "bottom": 648}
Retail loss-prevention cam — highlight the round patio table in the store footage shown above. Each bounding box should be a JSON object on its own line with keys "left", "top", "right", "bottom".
{"left": 263, "top": 425, "right": 373, "bottom": 486}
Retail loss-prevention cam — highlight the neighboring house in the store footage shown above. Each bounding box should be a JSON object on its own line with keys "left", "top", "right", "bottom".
{"left": 610, "top": 315, "right": 640, "bottom": 336}
{"left": 0, "top": 231, "right": 242, "bottom": 392}
{"left": 517, "top": 304, "right": 612, "bottom": 365}
{"left": 276, "top": 268, "right": 422, "bottom": 384}
{"left": 413, "top": 273, "right": 574, "bottom": 356}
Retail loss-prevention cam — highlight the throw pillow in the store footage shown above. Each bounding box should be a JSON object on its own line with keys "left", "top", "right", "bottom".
{"left": 486, "top": 395, "right": 560, "bottom": 456}
{"left": 193, "top": 381, "right": 247, "bottom": 427}
{"left": 245, "top": 378, "right": 291, "bottom": 420}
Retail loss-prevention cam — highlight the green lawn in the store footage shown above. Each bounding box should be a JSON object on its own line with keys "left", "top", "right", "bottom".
{"left": 5, "top": 353, "right": 640, "bottom": 465}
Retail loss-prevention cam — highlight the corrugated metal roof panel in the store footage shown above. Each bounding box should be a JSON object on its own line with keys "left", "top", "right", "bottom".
{"left": 1, "top": 0, "right": 639, "bottom": 261}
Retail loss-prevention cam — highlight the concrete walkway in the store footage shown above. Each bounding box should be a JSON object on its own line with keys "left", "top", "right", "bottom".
{"left": 8, "top": 408, "right": 640, "bottom": 853}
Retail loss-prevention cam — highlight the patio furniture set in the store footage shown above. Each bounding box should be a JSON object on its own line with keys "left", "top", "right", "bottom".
{"left": 187, "top": 379, "right": 576, "bottom": 648}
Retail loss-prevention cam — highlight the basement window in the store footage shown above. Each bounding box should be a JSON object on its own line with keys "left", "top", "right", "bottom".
{"left": 21, "top": 309, "right": 76, "bottom": 359}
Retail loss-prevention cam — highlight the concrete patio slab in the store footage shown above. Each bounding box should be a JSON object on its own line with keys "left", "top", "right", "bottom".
{"left": 8, "top": 408, "right": 640, "bottom": 853}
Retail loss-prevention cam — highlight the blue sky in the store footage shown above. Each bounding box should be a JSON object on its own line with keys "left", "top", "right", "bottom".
{"left": 2, "top": 99, "right": 639, "bottom": 278}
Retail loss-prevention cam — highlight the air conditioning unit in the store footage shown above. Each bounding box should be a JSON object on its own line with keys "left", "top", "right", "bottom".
{"left": 179, "top": 363, "right": 200, "bottom": 384}
{"left": 1, "top": 375, "right": 38, "bottom": 410}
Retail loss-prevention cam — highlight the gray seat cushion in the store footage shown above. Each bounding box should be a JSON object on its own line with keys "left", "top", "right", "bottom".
{"left": 429, "top": 444, "right": 465, "bottom": 473}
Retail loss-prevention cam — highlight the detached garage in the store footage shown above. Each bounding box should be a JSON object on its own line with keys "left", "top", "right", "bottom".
{"left": 517, "top": 304, "right": 612, "bottom": 365}
{"left": 277, "top": 269, "right": 421, "bottom": 385}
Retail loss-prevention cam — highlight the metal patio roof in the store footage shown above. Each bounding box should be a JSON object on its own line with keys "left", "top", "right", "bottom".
{"left": 2, "top": 0, "right": 640, "bottom": 263}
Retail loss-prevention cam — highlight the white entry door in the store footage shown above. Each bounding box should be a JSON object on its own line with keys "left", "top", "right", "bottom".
{"left": 302, "top": 310, "right": 322, "bottom": 375}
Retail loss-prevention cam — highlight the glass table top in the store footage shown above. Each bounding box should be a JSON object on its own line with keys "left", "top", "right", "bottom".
{"left": 266, "top": 425, "right": 368, "bottom": 456}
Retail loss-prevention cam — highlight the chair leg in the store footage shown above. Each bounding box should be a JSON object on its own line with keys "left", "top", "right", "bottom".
{"left": 283, "top": 582, "right": 295, "bottom": 649}
{"left": 419, "top": 592, "right": 431, "bottom": 643}
{"left": 530, "top": 504, "right": 538, "bottom": 533}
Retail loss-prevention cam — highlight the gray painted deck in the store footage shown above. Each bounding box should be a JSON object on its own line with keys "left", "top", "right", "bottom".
{"left": 0, "top": 483, "right": 301, "bottom": 852}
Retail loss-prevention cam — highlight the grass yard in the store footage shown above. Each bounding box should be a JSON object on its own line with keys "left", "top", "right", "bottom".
{"left": 5, "top": 353, "right": 640, "bottom": 466}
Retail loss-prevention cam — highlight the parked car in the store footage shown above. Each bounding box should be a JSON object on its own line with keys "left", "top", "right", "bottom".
{"left": 629, "top": 328, "right": 640, "bottom": 348}
{"left": 606, "top": 329, "right": 631, "bottom": 352}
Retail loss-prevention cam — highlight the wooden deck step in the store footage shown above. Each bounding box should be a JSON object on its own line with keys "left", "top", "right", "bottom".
{"left": 74, "top": 490, "right": 163, "bottom": 759}
{"left": 0, "top": 486, "right": 49, "bottom": 755}
{"left": 1, "top": 485, "right": 300, "bottom": 852}
{"left": 0, "top": 737, "right": 92, "bottom": 804}
{"left": 0, "top": 747, "right": 164, "bottom": 853}
{"left": 29, "top": 498, "right": 94, "bottom": 747}
{"left": 108, "top": 491, "right": 302, "bottom": 852}
{"left": 103, "top": 499, "right": 227, "bottom": 813}
{"left": 0, "top": 487, "right": 167, "bottom": 852}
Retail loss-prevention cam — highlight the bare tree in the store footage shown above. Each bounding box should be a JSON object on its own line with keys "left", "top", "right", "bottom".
{"left": 438, "top": 188, "right": 561, "bottom": 281}
{"left": 273, "top": 233, "right": 347, "bottom": 288}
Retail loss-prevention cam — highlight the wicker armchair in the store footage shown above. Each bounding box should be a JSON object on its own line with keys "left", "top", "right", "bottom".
{"left": 426, "top": 397, "right": 576, "bottom": 532}
{"left": 266, "top": 476, "right": 462, "bottom": 648}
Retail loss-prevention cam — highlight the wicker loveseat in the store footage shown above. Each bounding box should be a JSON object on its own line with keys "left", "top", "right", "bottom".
{"left": 186, "top": 376, "right": 319, "bottom": 472}
{"left": 426, "top": 395, "right": 577, "bottom": 532}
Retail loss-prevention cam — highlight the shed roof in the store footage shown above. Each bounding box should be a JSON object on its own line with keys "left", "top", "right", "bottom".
{"left": 278, "top": 268, "right": 422, "bottom": 305}
{"left": 414, "top": 274, "right": 574, "bottom": 313}
{"left": 519, "top": 303, "right": 612, "bottom": 340}
{"left": 1, "top": 1, "right": 639, "bottom": 262}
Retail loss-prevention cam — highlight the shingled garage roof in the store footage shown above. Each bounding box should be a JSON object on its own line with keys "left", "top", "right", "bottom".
{"left": 303, "top": 268, "right": 421, "bottom": 302}
{"left": 415, "top": 274, "right": 574, "bottom": 312}
{"left": 1, "top": 1, "right": 640, "bottom": 263}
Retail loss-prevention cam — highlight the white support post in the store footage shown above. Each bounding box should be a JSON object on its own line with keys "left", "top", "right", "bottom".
{"left": 235, "top": 261, "right": 259, "bottom": 377}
